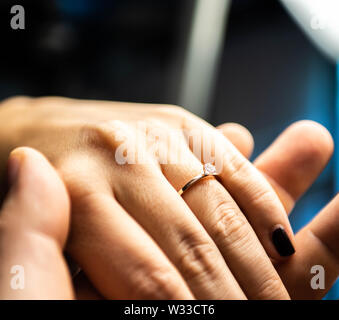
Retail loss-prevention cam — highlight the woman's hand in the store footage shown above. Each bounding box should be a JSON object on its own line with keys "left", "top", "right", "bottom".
{"left": 0, "top": 110, "right": 338, "bottom": 300}
{"left": 221, "top": 121, "right": 339, "bottom": 299}
{"left": 0, "top": 96, "right": 295, "bottom": 299}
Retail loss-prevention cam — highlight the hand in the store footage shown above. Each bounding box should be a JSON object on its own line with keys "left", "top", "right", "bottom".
{"left": 0, "top": 111, "right": 337, "bottom": 299}
{"left": 220, "top": 121, "right": 338, "bottom": 299}
{"left": 0, "top": 147, "right": 73, "bottom": 299}
{"left": 0, "top": 96, "right": 295, "bottom": 299}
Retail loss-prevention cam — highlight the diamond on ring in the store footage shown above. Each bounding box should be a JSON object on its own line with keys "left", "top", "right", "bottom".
{"left": 178, "top": 163, "right": 218, "bottom": 196}
{"left": 203, "top": 163, "right": 217, "bottom": 175}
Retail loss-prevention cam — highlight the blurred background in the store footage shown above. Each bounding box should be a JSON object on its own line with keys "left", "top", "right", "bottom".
{"left": 0, "top": 0, "right": 338, "bottom": 298}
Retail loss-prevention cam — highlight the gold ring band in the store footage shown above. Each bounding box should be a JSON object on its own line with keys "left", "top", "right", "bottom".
{"left": 178, "top": 163, "right": 218, "bottom": 196}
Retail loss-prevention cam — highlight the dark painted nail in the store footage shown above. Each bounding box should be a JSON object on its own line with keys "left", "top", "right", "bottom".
{"left": 272, "top": 227, "right": 295, "bottom": 257}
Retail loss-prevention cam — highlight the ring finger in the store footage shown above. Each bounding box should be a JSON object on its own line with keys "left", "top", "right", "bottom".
{"left": 161, "top": 147, "right": 289, "bottom": 299}
{"left": 112, "top": 161, "right": 245, "bottom": 299}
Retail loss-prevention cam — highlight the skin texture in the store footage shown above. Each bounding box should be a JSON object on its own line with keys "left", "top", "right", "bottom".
{"left": 221, "top": 121, "right": 339, "bottom": 299}
{"left": 0, "top": 97, "right": 293, "bottom": 300}
{"left": 0, "top": 148, "right": 73, "bottom": 299}
{"left": 0, "top": 97, "right": 337, "bottom": 299}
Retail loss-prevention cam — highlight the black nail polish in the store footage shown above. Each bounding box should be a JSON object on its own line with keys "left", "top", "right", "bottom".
{"left": 272, "top": 227, "right": 295, "bottom": 257}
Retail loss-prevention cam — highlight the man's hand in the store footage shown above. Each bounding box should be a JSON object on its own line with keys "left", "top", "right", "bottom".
{"left": 0, "top": 147, "right": 73, "bottom": 299}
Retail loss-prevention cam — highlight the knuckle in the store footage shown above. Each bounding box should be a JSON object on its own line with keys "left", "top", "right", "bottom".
{"left": 132, "top": 265, "right": 184, "bottom": 299}
{"left": 249, "top": 187, "right": 278, "bottom": 212}
{"left": 157, "top": 104, "right": 190, "bottom": 119}
{"left": 1, "top": 95, "right": 32, "bottom": 108}
{"left": 160, "top": 104, "right": 185, "bottom": 113}
{"left": 81, "top": 120, "right": 133, "bottom": 151}
{"left": 177, "top": 230, "right": 219, "bottom": 283}
{"left": 224, "top": 153, "right": 282, "bottom": 213}
{"left": 227, "top": 152, "right": 252, "bottom": 178}
{"left": 213, "top": 200, "right": 250, "bottom": 247}
{"left": 80, "top": 123, "right": 111, "bottom": 150}
{"left": 256, "top": 276, "right": 288, "bottom": 299}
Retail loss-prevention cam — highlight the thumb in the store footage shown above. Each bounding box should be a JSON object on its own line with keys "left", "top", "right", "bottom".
{"left": 0, "top": 147, "right": 73, "bottom": 299}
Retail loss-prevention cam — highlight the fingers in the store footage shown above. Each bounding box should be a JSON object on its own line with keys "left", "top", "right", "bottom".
{"left": 245, "top": 120, "right": 335, "bottom": 299}
{"left": 217, "top": 123, "right": 254, "bottom": 159}
{"left": 277, "top": 194, "right": 339, "bottom": 299}
{"left": 61, "top": 154, "right": 194, "bottom": 300}
{"left": 219, "top": 120, "right": 337, "bottom": 299}
{"left": 185, "top": 119, "right": 295, "bottom": 261}
{"left": 112, "top": 163, "right": 246, "bottom": 299}
{"left": 254, "top": 120, "right": 334, "bottom": 213}
{"left": 0, "top": 147, "right": 73, "bottom": 299}
{"left": 219, "top": 121, "right": 333, "bottom": 214}
{"left": 67, "top": 191, "right": 194, "bottom": 300}
{"left": 162, "top": 151, "right": 290, "bottom": 299}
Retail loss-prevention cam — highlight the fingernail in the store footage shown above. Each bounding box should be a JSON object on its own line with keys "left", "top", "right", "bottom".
{"left": 7, "top": 153, "right": 22, "bottom": 186}
{"left": 272, "top": 226, "right": 295, "bottom": 257}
